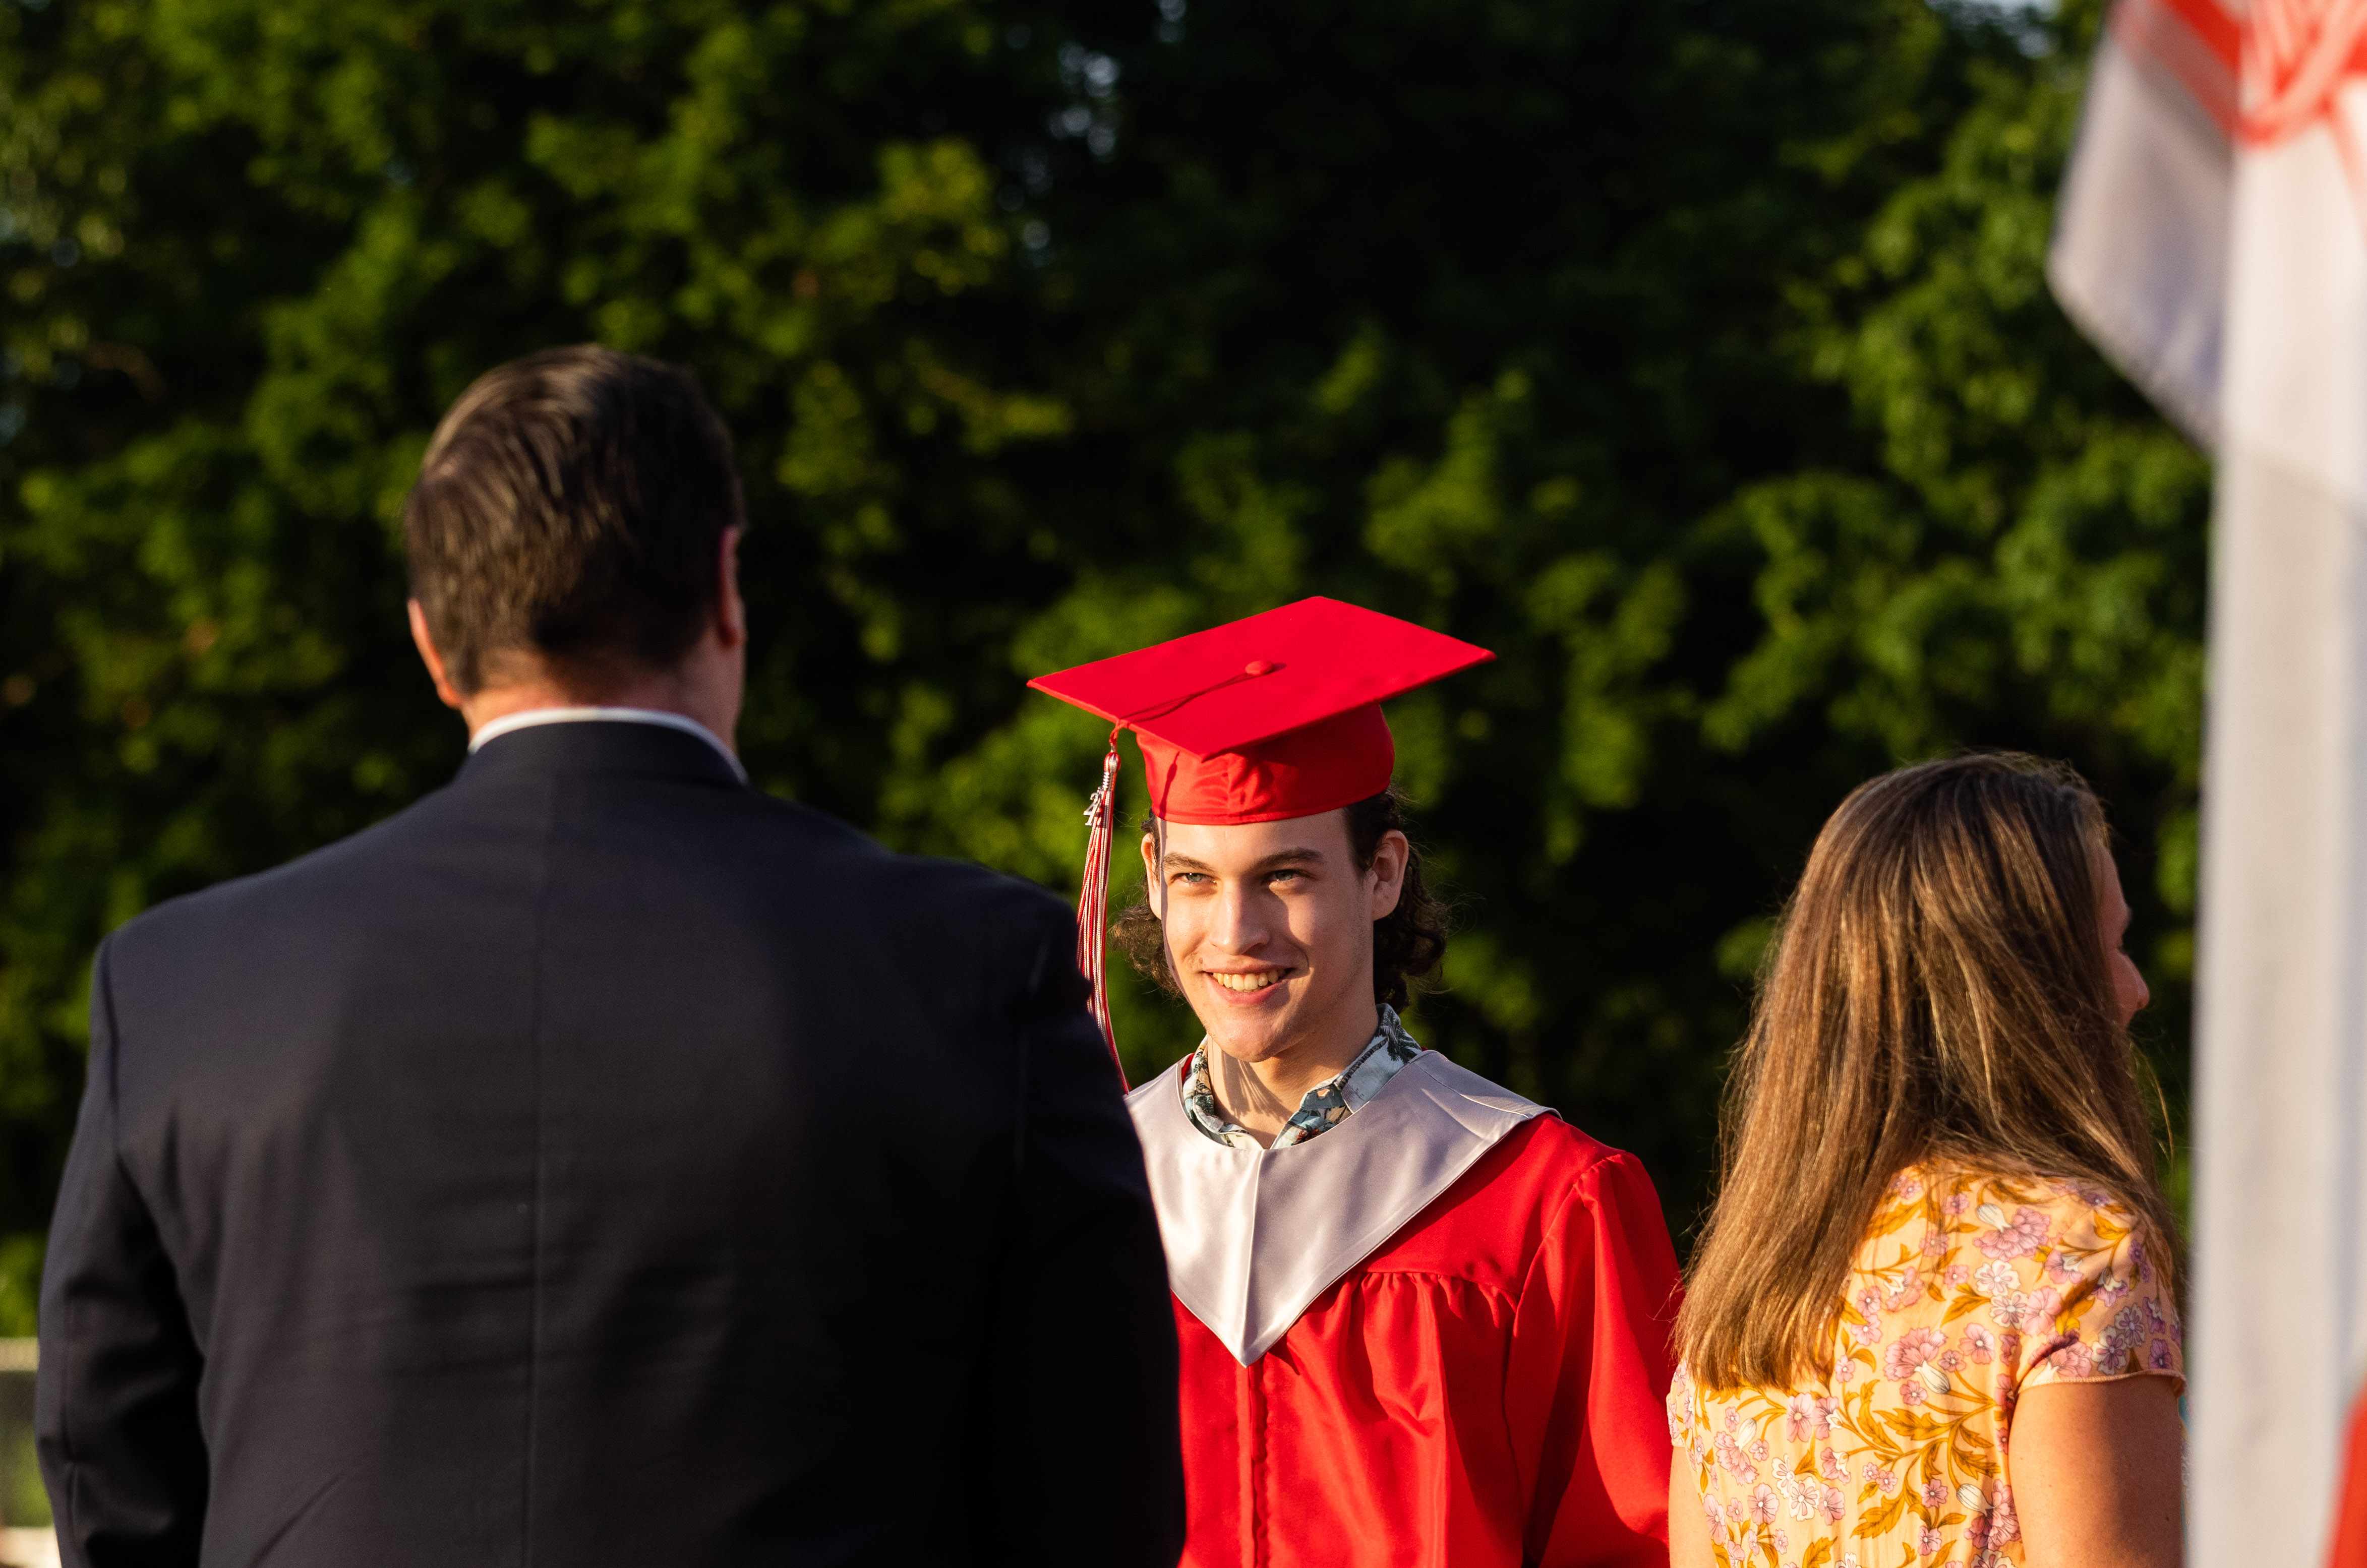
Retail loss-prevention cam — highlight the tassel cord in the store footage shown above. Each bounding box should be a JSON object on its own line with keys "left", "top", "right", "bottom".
{"left": 1076, "top": 738, "right": 1127, "bottom": 1089}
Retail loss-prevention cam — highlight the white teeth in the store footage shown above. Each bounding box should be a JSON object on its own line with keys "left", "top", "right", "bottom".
{"left": 1208, "top": 971, "right": 1284, "bottom": 993}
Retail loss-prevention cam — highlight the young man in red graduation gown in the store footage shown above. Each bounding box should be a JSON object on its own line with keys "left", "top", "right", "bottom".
{"left": 1032, "top": 597, "right": 1683, "bottom": 1568}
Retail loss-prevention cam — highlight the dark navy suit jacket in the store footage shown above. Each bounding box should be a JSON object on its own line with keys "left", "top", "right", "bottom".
{"left": 36, "top": 719, "right": 1182, "bottom": 1567}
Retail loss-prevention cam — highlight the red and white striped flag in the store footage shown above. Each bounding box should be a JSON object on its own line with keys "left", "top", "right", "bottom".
{"left": 2052, "top": 4, "right": 2367, "bottom": 1563}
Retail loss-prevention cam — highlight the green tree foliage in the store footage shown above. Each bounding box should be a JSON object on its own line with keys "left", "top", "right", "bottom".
{"left": 0, "top": 0, "right": 2203, "bottom": 1328}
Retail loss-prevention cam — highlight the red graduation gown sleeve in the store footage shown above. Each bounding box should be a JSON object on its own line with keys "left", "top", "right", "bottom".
{"left": 1172, "top": 1116, "right": 1683, "bottom": 1568}
{"left": 1509, "top": 1144, "right": 1685, "bottom": 1565}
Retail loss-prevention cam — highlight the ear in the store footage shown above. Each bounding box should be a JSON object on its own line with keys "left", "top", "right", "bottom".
{"left": 1140, "top": 826, "right": 1175, "bottom": 926}
{"left": 1367, "top": 828, "right": 1410, "bottom": 920}
{"left": 713, "top": 527, "right": 747, "bottom": 651}
{"left": 408, "top": 600, "right": 466, "bottom": 711}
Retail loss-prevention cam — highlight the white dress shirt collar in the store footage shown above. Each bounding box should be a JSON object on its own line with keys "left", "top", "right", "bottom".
{"left": 466, "top": 706, "right": 748, "bottom": 783}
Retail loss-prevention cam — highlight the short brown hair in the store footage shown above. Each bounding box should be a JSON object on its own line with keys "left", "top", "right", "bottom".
{"left": 403, "top": 345, "right": 745, "bottom": 694}
{"left": 1677, "top": 753, "right": 2178, "bottom": 1393}
{"left": 1112, "top": 788, "right": 1450, "bottom": 1008}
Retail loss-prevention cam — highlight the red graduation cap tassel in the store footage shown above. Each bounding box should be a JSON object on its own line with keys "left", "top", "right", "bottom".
{"left": 1076, "top": 734, "right": 1127, "bottom": 1088}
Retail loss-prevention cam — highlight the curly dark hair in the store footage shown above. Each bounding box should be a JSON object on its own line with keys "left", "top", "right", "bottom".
{"left": 1111, "top": 788, "right": 1451, "bottom": 1009}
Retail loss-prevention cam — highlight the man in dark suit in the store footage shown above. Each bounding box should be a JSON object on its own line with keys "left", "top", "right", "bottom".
{"left": 35, "top": 345, "right": 1184, "bottom": 1567}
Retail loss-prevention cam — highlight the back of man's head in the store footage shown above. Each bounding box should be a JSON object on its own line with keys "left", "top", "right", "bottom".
{"left": 403, "top": 345, "right": 744, "bottom": 696}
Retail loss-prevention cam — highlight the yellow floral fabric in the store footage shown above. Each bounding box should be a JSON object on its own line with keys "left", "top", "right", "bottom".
{"left": 1668, "top": 1167, "right": 2183, "bottom": 1568}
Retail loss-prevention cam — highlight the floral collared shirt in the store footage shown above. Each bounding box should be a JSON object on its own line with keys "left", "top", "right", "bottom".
{"left": 1181, "top": 1003, "right": 1425, "bottom": 1149}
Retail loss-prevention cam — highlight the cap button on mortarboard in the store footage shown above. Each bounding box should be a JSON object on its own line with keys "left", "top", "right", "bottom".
{"left": 1245, "top": 660, "right": 1275, "bottom": 676}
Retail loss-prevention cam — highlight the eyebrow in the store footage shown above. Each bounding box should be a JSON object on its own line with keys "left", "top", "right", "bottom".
{"left": 1160, "top": 848, "right": 1329, "bottom": 875}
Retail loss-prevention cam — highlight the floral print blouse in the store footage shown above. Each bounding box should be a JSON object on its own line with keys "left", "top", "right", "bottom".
{"left": 1668, "top": 1167, "right": 2184, "bottom": 1568}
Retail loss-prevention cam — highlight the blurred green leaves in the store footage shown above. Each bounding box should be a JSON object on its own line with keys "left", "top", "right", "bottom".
{"left": 0, "top": 0, "right": 2202, "bottom": 1299}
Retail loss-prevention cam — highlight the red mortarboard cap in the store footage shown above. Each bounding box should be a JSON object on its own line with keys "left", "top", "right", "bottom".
{"left": 1028, "top": 596, "right": 1494, "bottom": 824}
{"left": 1028, "top": 598, "right": 1494, "bottom": 1082}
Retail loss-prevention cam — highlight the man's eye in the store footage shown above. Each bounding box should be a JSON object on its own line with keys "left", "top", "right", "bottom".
{"left": 1269, "top": 869, "right": 1305, "bottom": 884}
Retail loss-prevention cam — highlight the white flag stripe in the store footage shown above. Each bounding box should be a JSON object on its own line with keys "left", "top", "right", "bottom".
{"left": 2048, "top": 38, "right": 2231, "bottom": 448}
{"left": 2223, "top": 128, "right": 2367, "bottom": 498}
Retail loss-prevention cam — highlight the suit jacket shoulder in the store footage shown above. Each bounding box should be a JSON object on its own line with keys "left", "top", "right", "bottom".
{"left": 99, "top": 744, "right": 1079, "bottom": 1053}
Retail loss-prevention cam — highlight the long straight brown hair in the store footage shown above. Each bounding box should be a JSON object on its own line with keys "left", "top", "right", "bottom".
{"left": 1677, "top": 753, "right": 2178, "bottom": 1393}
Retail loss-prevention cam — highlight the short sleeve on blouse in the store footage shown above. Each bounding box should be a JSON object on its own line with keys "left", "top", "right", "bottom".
{"left": 2008, "top": 1184, "right": 2184, "bottom": 1395}
{"left": 1666, "top": 1363, "right": 1698, "bottom": 1451}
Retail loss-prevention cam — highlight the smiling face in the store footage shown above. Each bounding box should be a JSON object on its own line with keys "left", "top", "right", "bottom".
{"left": 1143, "top": 810, "right": 1409, "bottom": 1074}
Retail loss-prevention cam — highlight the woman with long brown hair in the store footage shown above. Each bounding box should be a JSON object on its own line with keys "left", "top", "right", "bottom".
{"left": 1669, "top": 754, "right": 2183, "bottom": 1568}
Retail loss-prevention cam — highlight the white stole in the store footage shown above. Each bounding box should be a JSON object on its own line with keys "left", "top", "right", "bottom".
{"left": 1127, "top": 1050, "right": 1547, "bottom": 1365}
